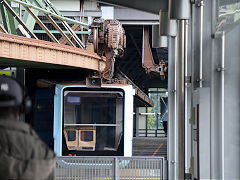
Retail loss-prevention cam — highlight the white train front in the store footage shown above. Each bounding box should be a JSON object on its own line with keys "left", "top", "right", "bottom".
{"left": 54, "top": 84, "right": 134, "bottom": 157}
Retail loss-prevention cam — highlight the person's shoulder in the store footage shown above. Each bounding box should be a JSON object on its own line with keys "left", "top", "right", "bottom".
{"left": 20, "top": 123, "right": 56, "bottom": 159}
{"left": 0, "top": 119, "right": 55, "bottom": 159}
{"left": 0, "top": 119, "right": 32, "bottom": 134}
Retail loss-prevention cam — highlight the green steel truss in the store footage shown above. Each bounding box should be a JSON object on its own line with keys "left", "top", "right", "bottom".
{"left": 0, "top": 0, "right": 89, "bottom": 48}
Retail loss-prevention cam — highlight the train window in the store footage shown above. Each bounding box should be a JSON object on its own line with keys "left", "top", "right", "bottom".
{"left": 68, "top": 131, "right": 76, "bottom": 141}
{"left": 63, "top": 90, "right": 124, "bottom": 154}
{"left": 81, "top": 131, "right": 93, "bottom": 141}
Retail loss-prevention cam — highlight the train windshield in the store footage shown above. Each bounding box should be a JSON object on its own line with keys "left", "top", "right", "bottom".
{"left": 63, "top": 90, "right": 124, "bottom": 154}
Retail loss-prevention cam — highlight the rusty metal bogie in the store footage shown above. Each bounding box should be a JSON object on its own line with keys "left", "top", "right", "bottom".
{"left": 90, "top": 19, "right": 126, "bottom": 81}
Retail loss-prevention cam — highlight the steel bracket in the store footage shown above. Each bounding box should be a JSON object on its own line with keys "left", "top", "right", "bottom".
{"left": 86, "top": 73, "right": 102, "bottom": 88}
{"left": 216, "top": 66, "right": 226, "bottom": 72}
{"left": 196, "top": 0, "right": 204, "bottom": 7}
{"left": 185, "top": 76, "right": 192, "bottom": 83}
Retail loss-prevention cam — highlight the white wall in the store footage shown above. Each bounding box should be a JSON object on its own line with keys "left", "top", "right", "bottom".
{"left": 51, "top": 0, "right": 80, "bottom": 11}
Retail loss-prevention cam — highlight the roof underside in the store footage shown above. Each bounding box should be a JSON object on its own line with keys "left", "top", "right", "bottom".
{"left": 115, "top": 26, "right": 168, "bottom": 91}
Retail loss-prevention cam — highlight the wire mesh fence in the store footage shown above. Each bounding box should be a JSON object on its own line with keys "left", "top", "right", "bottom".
{"left": 56, "top": 156, "right": 165, "bottom": 180}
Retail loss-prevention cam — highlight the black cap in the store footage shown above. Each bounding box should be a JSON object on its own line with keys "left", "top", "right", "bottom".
{"left": 0, "top": 75, "right": 24, "bottom": 107}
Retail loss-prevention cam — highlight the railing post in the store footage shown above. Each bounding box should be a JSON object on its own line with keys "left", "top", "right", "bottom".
{"left": 114, "top": 157, "right": 119, "bottom": 180}
{"left": 136, "top": 107, "right": 139, "bottom": 137}
{"left": 163, "top": 158, "right": 167, "bottom": 180}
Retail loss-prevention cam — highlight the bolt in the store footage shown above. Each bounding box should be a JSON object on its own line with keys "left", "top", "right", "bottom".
{"left": 197, "top": 0, "right": 204, "bottom": 7}
{"left": 216, "top": 67, "right": 221, "bottom": 72}
{"left": 216, "top": 67, "right": 226, "bottom": 72}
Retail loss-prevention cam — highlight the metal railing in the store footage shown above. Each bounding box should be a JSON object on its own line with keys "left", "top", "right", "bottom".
{"left": 56, "top": 156, "right": 165, "bottom": 180}
{"left": 134, "top": 129, "right": 166, "bottom": 137}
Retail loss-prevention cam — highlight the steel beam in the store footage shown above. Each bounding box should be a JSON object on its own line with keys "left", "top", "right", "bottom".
{"left": 1, "top": 0, "right": 37, "bottom": 38}
{"left": 43, "top": 0, "right": 61, "bottom": 16}
{"left": 0, "top": 24, "right": 8, "bottom": 33}
{"left": 39, "top": 0, "right": 85, "bottom": 48}
{"left": 0, "top": 4, "right": 8, "bottom": 31}
{"left": 98, "top": 0, "right": 168, "bottom": 14}
{"left": 129, "top": 33, "right": 142, "bottom": 57}
{"left": 26, "top": 7, "right": 59, "bottom": 43}
{"left": 134, "top": 70, "right": 148, "bottom": 86}
{"left": 61, "top": 21, "right": 85, "bottom": 48}
{"left": 46, "top": 15, "right": 75, "bottom": 47}
{"left": 117, "top": 70, "right": 154, "bottom": 107}
{"left": 32, "top": 29, "right": 91, "bottom": 35}
{"left": 0, "top": 1, "right": 17, "bottom": 34}
{"left": 0, "top": 33, "right": 105, "bottom": 71}
{"left": 58, "top": 24, "right": 80, "bottom": 45}
{"left": 22, "top": 0, "right": 39, "bottom": 31}
{"left": 39, "top": 0, "right": 86, "bottom": 48}
{"left": 10, "top": 0, "right": 89, "bottom": 27}
{"left": 121, "top": 52, "right": 137, "bottom": 71}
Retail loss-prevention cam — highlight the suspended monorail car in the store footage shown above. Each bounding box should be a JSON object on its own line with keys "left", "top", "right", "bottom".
{"left": 53, "top": 83, "right": 134, "bottom": 157}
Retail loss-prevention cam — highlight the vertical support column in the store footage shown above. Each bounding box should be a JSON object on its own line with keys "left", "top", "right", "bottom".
{"left": 168, "top": 36, "right": 177, "bottom": 180}
{"left": 221, "top": 32, "right": 225, "bottom": 180}
{"left": 169, "top": 0, "right": 191, "bottom": 19}
{"left": 199, "top": 0, "right": 204, "bottom": 88}
{"left": 135, "top": 107, "right": 140, "bottom": 137}
{"left": 145, "top": 109, "right": 148, "bottom": 137}
{"left": 152, "top": 24, "right": 168, "bottom": 48}
{"left": 164, "top": 0, "right": 191, "bottom": 178}
{"left": 176, "top": 20, "right": 185, "bottom": 180}
{"left": 113, "top": 157, "right": 119, "bottom": 180}
{"left": 184, "top": 19, "right": 192, "bottom": 178}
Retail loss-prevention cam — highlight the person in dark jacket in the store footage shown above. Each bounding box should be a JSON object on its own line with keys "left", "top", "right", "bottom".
{"left": 0, "top": 75, "right": 56, "bottom": 180}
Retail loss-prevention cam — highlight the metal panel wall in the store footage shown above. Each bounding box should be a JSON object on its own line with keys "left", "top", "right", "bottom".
{"left": 223, "top": 23, "right": 240, "bottom": 179}
{"left": 191, "top": 0, "right": 240, "bottom": 179}
{"left": 192, "top": 88, "right": 211, "bottom": 179}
